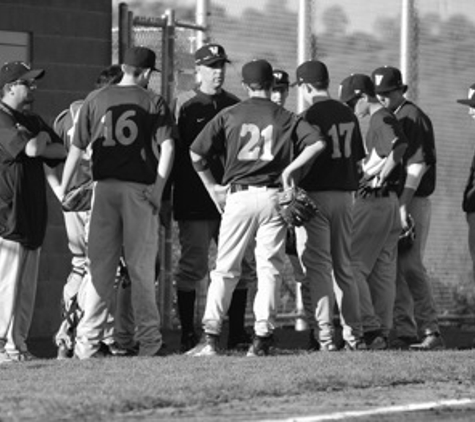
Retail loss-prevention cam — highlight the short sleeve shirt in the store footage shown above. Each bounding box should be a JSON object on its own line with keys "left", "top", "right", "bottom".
{"left": 190, "top": 97, "right": 323, "bottom": 186}
{"left": 74, "top": 85, "right": 175, "bottom": 184}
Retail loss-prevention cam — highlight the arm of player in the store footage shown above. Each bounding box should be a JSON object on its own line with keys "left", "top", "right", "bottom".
{"left": 145, "top": 138, "right": 175, "bottom": 213}
{"left": 190, "top": 150, "right": 228, "bottom": 214}
{"left": 44, "top": 164, "right": 63, "bottom": 201}
{"left": 58, "top": 144, "right": 83, "bottom": 200}
{"left": 25, "top": 131, "right": 67, "bottom": 160}
{"left": 399, "top": 161, "right": 427, "bottom": 229}
{"left": 375, "top": 141, "right": 407, "bottom": 188}
{"left": 281, "top": 139, "right": 326, "bottom": 189}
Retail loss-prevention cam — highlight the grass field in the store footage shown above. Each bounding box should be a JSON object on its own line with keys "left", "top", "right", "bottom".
{"left": 1, "top": 325, "right": 475, "bottom": 421}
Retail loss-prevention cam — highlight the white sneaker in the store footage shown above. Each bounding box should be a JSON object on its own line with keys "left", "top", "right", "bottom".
{"left": 186, "top": 334, "right": 219, "bottom": 357}
{"left": 0, "top": 351, "right": 13, "bottom": 364}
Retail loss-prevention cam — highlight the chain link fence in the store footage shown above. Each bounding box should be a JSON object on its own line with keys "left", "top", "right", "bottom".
{"left": 113, "top": 0, "right": 475, "bottom": 326}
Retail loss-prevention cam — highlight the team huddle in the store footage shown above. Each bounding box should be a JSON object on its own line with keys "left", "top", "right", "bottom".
{"left": 6, "top": 39, "right": 474, "bottom": 362}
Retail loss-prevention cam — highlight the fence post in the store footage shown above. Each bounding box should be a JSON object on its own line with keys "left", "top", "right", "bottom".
{"left": 118, "top": 2, "right": 132, "bottom": 62}
{"left": 157, "top": 9, "right": 176, "bottom": 330}
{"left": 401, "top": 0, "right": 419, "bottom": 102}
{"left": 196, "top": 0, "right": 210, "bottom": 48}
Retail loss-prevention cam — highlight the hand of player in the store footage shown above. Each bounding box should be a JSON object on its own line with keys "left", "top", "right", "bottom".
{"left": 399, "top": 205, "right": 409, "bottom": 231}
{"left": 208, "top": 183, "right": 229, "bottom": 214}
{"left": 144, "top": 185, "right": 162, "bottom": 215}
{"left": 281, "top": 168, "right": 295, "bottom": 190}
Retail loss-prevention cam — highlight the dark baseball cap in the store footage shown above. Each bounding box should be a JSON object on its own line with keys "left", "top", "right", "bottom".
{"left": 371, "top": 66, "right": 407, "bottom": 94}
{"left": 124, "top": 46, "right": 160, "bottom": 71}
{"left": 0, "top": 61, "right": 44, "bottom": 88}
{"left": 273, "top": 69, "right": 289, "bottom": 88}
{"left": 195, "top": 43, "right": 230, "bottom": 66}
{"left": 457, "top": 83, "right": 475, "bottom": 107}
{"left": 242, "top": 59, "right": 273, "bottom": 85}
{"left": 339, "top": 73, "right": 375, "bottom": 103}
{"left": 292, "top": 60, "right": 329, "bottom": 87}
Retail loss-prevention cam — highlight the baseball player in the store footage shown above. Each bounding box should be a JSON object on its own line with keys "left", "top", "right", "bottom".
{"left": 187, "top": 59, "right": 326, "bottom": 357}
{"left": 373, "top": 66, "right": 443, "bottom": 351}
{"left": 271, "top": 69, "right": 290, "bottom": 106}
{"left": 53, "top": 65, "right": 136, "bottom": 359}
{"left": 0, "top": 61, "right": 66, "bottom": 363}
{"left": 294, "top": 61, "right": 366, "bottom": 351}
{"left": 457, "top": 83, "right": 475, "bottom": 287}
{"left": 171, "top": 43, "right": 253, "bottom": 352}
{"left": 60, "top": 46, "right": 175, "bottom": 359}
{"left": 339, "top": 73, "right": 407, "bottom": 349}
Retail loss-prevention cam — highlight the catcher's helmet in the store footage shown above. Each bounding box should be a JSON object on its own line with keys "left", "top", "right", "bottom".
{"left": 398, "top": 214, "right": 416, "bottom": 253}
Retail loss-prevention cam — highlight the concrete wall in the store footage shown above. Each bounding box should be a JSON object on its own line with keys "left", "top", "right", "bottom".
{"left": 0, "top": 0, "right": 112, "bottom": 339}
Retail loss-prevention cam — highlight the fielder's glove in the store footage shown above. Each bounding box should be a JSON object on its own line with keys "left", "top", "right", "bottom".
{"left": 398, "top": 214, "right": 416, "bottom": 253}
{"left": 61, "top": 180, "right": 94, "bottom": 212}
{"left": 278, "top": 187, "right": 319, "bottom": 227}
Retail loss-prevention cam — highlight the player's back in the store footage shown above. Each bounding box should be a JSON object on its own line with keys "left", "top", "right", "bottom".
{"left": 75, "top": 85, "right": 169, "bottom": 184}
{"left": 299, "top": 97, "right": 365, "bottom": 191}
{"left": 219, "top": 97, "right": 306, "bottom": 186}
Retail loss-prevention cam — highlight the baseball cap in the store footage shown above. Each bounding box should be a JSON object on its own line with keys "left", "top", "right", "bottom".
{"left": 242, "top": 59, "right": 273, "bottom": 85}
{"left": 0, "top": 61, "right": 44, "bottom": 88}
{"left": 339, "top": 73, "right": 375, "bottom": 103}
{"left": 195, "top": 43, "right": 230, "bottom": 66}
{"left": 123, "top": 46, "right": 160, "bottom": 71}
{"left": 371, "top": 66, "right": 407, "bottom": 94}
{"left": 273, "top": 69, "right": 289, "bottom": 88}
{"left": 456, "top": 83, "right": 475, "bottom": 106}
{"left": 292, "top": 60, "right": 329, "bottom": 87}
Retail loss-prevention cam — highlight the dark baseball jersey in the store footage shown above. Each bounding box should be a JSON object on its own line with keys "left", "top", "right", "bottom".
{"left": 73, "top": 85, "right": 175, "bottom": 184}
{"left": 364, "top": 107, "right": 408, "bottom": 188}
{"left": 171, "top": 88, "right": 240, "bottom": 220}
{"left": 298, "top": 97, "right": 366, "bottom": 191}
{"left": 0, "top": 102, "right": 62, "bottom": 249}
{"left": 393, "top": 100, "right": 436, "bottom": 197}
{"left": 190, "top": 97, "right": 323, "bottom": 186}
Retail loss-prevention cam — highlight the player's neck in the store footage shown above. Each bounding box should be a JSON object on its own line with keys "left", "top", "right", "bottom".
{"left": 368, "top": 101, "right": 383, "bottom": 116}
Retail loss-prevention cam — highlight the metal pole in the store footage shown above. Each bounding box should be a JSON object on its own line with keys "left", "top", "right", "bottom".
{"left": 118, "top": 2, "right": 130, "bottom": 63}
{"left": 401, "top": 0, "right": 418, "bottom": 102}
{"left": 297, "top": 0, "right": 311, "bottom": 114}
{"left": 158, "top": 9, "right": 175, "bottom": 330}
{"left": 196, "top": 0, "right": 209, "bottom": 48}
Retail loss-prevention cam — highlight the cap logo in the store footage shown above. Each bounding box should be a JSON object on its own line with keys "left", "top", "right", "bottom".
{"left": 209, "top": 46, "right": 219, "bottom": 56}
{"left": 374, "top": 74, "right": 384, "bottom": 86}
{"left": 469, "top": 88, "right": 475, "bottom": 100}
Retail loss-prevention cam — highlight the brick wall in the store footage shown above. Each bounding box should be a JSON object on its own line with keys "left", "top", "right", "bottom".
{"left": 0, "top": 0, "right": 112, "bottom": 338}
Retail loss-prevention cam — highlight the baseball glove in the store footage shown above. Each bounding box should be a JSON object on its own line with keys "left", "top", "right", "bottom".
{"left": 398, "top": 214, "right": 416, "bottom": 253}
{"left": 61, "top": 180, "right": 94, "bottom": 212}
{"left": 278, "top": 187, "right": 319, "bottom": 227}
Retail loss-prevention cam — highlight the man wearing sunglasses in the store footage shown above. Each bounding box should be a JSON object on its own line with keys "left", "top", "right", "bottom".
{"left": 0, "top": 61, "right": 66, "bottom": 363}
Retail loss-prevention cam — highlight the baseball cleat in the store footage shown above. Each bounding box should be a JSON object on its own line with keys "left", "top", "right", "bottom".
{"left": 56, "top": 342, "right": 73, "bottom": 360}
{"left": 8, "top": 351, "right": 39, "bottom": 362}
{"left": 409, "top": 333, "right": 445, "bottom": 351}
{"left": 180, "top": 331, "right": 199, "bottom": 353}
{"left": 186, "top": 333, "right": 219, "bottom": 357}
{"left": 319, "top": 341, "right": 338, "bottom": 352}
{"left": 344, "top": 340, "right": 367, "bottom": 351}
{"left": 0, "top": 351, "right": 13, "bottom": 364}
{"left": 389, "top": 336, "right": 419, "bottom": 350}
{"left": 246, "top": 335, "right": 274, "bottom": 357}
{"left": 365, "top": 335, "right": 388, "bottom": 350}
